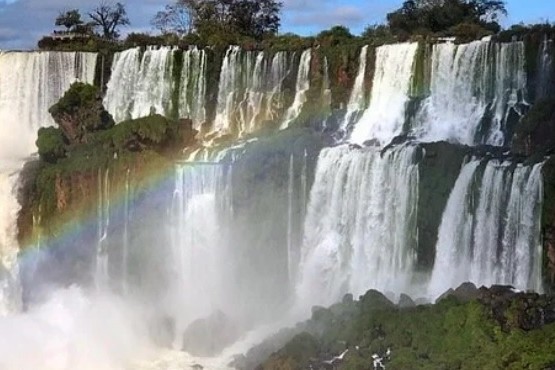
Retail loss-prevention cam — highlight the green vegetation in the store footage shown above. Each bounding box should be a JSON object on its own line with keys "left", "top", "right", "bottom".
{"left": 259, "top": 286, "right": 555, "bottom": 370}
{"left": 387, "top": 0, "right": 506, "bottom": 39}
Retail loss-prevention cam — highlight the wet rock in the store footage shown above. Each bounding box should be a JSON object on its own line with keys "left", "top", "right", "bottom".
{"left": 149, "top": 315, "right": 175, "bottom": 348}
{"left": 359, "top": 289, "right": 395, "bottom": 312}
{"left": 452, "top": 282, "right": 480, "bottom": 303}
{"left": 182, "top": 310, "right": 239, "bottom": 357}
{"left": 398, "top": 293, "right": 416, "bottom": 308}
{"left": 435, "top": 288, "right": 455, "bottom": 304}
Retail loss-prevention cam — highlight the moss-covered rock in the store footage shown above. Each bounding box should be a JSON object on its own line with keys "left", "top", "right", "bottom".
{"left": 258, "top": 285, "right": 555, "bottom": 370}
{"left": 49, "top": 82, "right": 114, "bottom": 145}
{"left": 36, "top": 127, "right": 67, "bottom": 163}
{"left": 512, "top": 98, "right": 555, "bottom": 157}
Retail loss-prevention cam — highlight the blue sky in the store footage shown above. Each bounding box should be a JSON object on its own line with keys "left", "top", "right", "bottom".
{"left": 0, "top": 0, "right": 554, "bottom": 49}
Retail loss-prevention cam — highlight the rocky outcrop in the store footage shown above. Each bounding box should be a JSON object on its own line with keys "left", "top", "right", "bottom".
{"left": 182, "top": 311, "right": 239, "bottom": 356}
{"left": 254, "top": 284, "right": 555, "bottom": 370}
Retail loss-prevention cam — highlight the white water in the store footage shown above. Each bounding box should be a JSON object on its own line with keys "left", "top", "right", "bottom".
{"left": 341, "top": 45, "right": 369, "bottom": 133}
{"left": 179, "top": 47, "right": 207, "bottom": 129}
{"left": 280, "top": 49, "right": 312, "bottom": 129}
{"left": 0, "top": 51, "right": 97, "bottom": 160}
{"left": 350, "top": 43, "right": 418, "bottom": 145}
{"left": 167, "top": 163, "right": 232, "bottom": 346}
{"left": 413, "top": 40, "right": 527, "bottom": 146}
{"left": 429, "top": 160, "right": 544, "bottom": 297}
{"left": 213, "top": 47, "right": 292, "bottom": 136}
{"left": 537, "top": 37, "right": 554, "bottom": 100}
{"left": 96, "top": 168, "right": 111, "bottom": 291}
{"left": 0, "top": 51, "right": 97, "bottom": 313}
{"left": 296, "top": 145, "right": 419, "bottom": 308}
{"left": 105, "top": 47, "right": 176, "bottom": 122}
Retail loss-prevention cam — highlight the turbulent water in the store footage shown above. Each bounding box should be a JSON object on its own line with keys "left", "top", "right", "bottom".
{"left": 0, "top": 51, "right": 97, "bottom": 312}
{"left": 429, "top": 160, "right": 544, "bottom": 297}
{"left": 0, "top": 39, "right": 552, "bottom": 369}
{"left": 297, "top": 145, "right": 419, "bottom": 307}
{"left": 214, "top": 47, "right": 292, "bottom": 135}
{"left": 350, "top": 43, "right": 418, "bottom": 145}
{"left": 280, "top": 49, "right": 312, "bottom": 129}
{"left": 0, "top": 51, "right": 97, "bottom": 160}
{"left": 105, "top": 46, "right": 176, "bottom": 122}
{"left": 413, "top": 40, "right": 528, "bottom": 145}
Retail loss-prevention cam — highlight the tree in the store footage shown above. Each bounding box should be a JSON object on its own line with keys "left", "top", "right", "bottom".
{"left": 55, "top": 9, "right": 84, "bottom": 32}
{"left": 88, "top": 2, "right": 130, "bottom": 40}
{"left": 192, "top": 0, "right": 282, "bottom": 39}
{"left": 386, "top": 0, "right": 507, "bottom": 35}
{"left": 151, "top": 1, "right": 196, "bottom": 35}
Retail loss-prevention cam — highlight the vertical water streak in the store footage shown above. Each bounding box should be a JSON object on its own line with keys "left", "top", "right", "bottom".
{"left": 296, "top": 145, "right": 419, "bottom": 307}
{"left": 429, "top": 160, "right": 544, "bottom": 297}
{"left": 95, "top": 168, "right": 110, "bottom": 291}
{"left": 179, "top": 47, "right": 207, "bottom": 129}
{"left": 169, "top": 163, "right": 229, "bottom": 343}
{"left": 122, "top": 168, "right": 131, "bottom": 295}
{"left": 286, "top": 154, "right": 295, "bottom": 284}
{"left": 280, "top": 49, "right": 312, "bottom": 129}
{"left": 213, "top": 46, "right": 242, "bottom": 134}
{"left": 350, "top": 43, "right": 418, "bottom": 145}
{"left": 104, "top": 48, "right": 141, "bottom": 122}
{"left": 536, "top": 37, "right": 554, "bottom": 100}
{"left": 341, "top": 45, "right": 369, "bottom": 133}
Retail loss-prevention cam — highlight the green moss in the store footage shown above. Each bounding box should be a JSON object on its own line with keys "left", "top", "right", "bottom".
{"left": 36, "top": 127, "right": 67, "bottom": 163}
{"left": 262, "top": 290, "right": 555, "bottom": 370}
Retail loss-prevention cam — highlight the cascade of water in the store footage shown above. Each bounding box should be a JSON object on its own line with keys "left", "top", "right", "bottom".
{"left": 0, "top": 163, "right": 23, "bottom": 315}
{"left": 105, "top": 46, "right": 176, "bottom": 122}
{"left": 213, "top": 47, "right": 291, "bottom": 136}
{"left": 104, "top": 48, "right": 141, "bottom": 122}
{"left": 321, "top": 56, "right": 332, "bottom": 112}
{"left": 0, "top": 51, "right": 97, "bottom": 160}
{"left": 429, "top": 160, "right": 544, "bottom": 297}
{"left": 122, "top": 168, "right": 131, "bottom": 295}
{"left": 280, "top": 49, "right": 312, "bottom": 130}
{"left": 412, "top": 40, "right": 527, "bottom": 146}
{"left": 213, "top": 46, "right": 242, "bottom": 134}
{"left": 296, "top": 145, "right": 419, "bottom": 307}
{"left": 168, "top": 163, "right": 231, "bottom": 342}
{"left": 536, "top": 37, "right": 554, "bottom": 100}
{"left": 265, "top": 51, "right": 289, "bottom": 122}
{"left": 286, "top": 154, "right": 295, "bottom": 284}
{"left": 341, "top": 45, "right": 369, "bottom": 133}
{"left": 350, "top": 43, "right": 418, "bottom": 145}
{"left": 179, "top": 47, "right": 207, "bottom": 129}
{"left": 96, "top": 168, "right": 111, "bottom": 291}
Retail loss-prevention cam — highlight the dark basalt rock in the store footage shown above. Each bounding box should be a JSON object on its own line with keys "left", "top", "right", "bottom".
{"left": 398, "top": 293, "right": 416, "bottom": 308}
{"left": 182, "top": 310, "right": 239, "bottom": 356}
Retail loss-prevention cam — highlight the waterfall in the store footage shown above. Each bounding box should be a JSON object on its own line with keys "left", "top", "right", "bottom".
{"left": 341, "top": 45, "right": 369, "bottom": 133}
{"left": 96, "top": 168, "right": 111, "bottom": 291}
{"left": 213, "top": 47, "right": 292, "bottom": 136}
{"left": 168, "top": 163, "right": 231, "bottom": 339}
{"left": 350, "top": 43, "right": 418, "bottom": 145}
{"left": 280, "top": 49, "right": 312, "bottom": 130}
{"left": 105, "top": 46, "right": 176, "bottom": 122}
{"left": 296, "top": 145, "right": 419, "bottom": 307}
{"left": 536, "top": 37, "right": 554, "bottom": 100}
{"left": 0, "top": 51, "right": 97, "bottom": 160}
{"left": 286, "top": 155, "right": 295, "bottom": 284}
{"left": 0, "top": 51, "right": 97, "bottom": 312}
{"left": 179, "top": 47, "right": 207, "bottom": 129}
{"left": 429, "top": 160, "right": 544, "bottom": 297}
{"left": 412, "top": 40, "right": 527, "bottom": 146}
